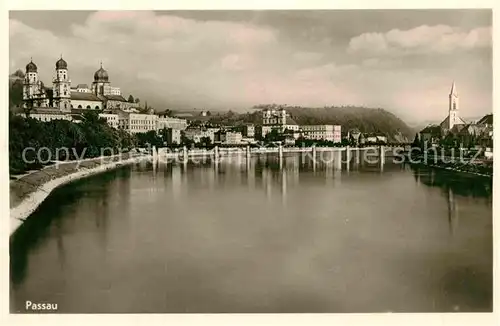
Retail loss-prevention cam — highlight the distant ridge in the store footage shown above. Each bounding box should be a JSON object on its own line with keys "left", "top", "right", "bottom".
{"left": 210, "top": 105, "right": 414, "bottom": 140}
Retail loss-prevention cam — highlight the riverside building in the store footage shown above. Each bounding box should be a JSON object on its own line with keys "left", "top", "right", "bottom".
{"left": 300, "top": 125, "right": 342, "bottom": 142}
{"left": 261, "top": 107, "right": 300, "bottom": 137}
{"left": 157, "top": 115, "right": 188, "bottom": 131}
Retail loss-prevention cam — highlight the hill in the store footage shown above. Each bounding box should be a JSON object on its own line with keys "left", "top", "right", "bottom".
{"left": 209, "top": 105, "right": 413, "bottom": 140}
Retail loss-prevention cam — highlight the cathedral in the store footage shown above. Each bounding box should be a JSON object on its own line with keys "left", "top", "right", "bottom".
{"left": 439, "top": 81, "right": 466, "bottom": 133}
{"left": 22, "top": 57, "right": 133, "bottom": 113}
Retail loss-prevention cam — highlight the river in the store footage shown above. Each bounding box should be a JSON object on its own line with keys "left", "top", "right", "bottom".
{"left": 10, "top": 153, "right": 493, "bottom": 313}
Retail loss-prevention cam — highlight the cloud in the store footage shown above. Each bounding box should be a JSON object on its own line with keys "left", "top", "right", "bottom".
{"left": 9, "top": 12, "right": 492, "bottom": 123}
{"left": 348, "top": 25, "right": 492, "bottom": 56}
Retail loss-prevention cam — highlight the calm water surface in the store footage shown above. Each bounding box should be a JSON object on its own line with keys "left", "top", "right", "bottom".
{"left": 10, "top": 154, "right": 493, "bottom": 313}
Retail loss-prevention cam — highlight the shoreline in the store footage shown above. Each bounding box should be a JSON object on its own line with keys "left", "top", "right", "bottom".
{"left": 10, "top": 153, "right": 152, "bottom": 236}
{"left": 426, "top": 163, "right": 493, "bottom": 178}
{"left": 10, "top": 147, "right": 491, "bottom": 236}
{"left": 410, "top": 160, "right": 493, "bottom": 179}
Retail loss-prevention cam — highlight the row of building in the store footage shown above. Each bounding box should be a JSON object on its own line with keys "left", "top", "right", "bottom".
{"left": 260, "top": 106, "right": 342, "bottom": 143}
{"left": 17, "top": 58, "right": 348, "bottom": 146}
{"left": 18, "top": 57, "right": 490, "bottom": 149}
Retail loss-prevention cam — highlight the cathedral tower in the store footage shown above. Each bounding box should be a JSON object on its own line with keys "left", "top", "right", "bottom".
{"left": 22, "top": 58, "right": 48, "bottom": 109}
{"left": 91, "top": 63, "right": 111, "bottom": 96}
{"left": 52, "top": 56, "right": 71, "bottom": 112}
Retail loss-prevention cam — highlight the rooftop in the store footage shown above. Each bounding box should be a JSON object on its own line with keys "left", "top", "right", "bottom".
{"left": 71, "top": 92, "right": 101, "bottom": 101}
{"left": 30, "top": 108, "right": 69, "bottom": 115}
{"left": 103, "top": 94, "right": 127, "bottom": 102}
{"left": 477, "top": 113, "right": 493, "bottom": 125}
{"left": 286, "top": 117, "right": 298, "bottom": 125}
{"left": 420, "top": 125, "right": 442, "bottom": 134}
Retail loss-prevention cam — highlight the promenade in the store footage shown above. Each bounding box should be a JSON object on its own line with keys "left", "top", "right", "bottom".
{"left": 9, "top": 152, "right": 150, "bottom": 235}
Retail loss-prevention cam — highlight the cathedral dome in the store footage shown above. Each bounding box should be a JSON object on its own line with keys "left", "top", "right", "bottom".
{"left": 94, "top": 65, "right": 109, "bottom": 82}
{"left": 26, "top": 60, "right": 37, "bottom": 73}
{"left": 56, "top": 57, "right": 68, "bottom": 70}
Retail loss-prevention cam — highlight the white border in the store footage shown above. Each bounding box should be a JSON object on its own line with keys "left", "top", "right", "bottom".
{"left": 1, "top": 1, "right": 498, "bottom": 325}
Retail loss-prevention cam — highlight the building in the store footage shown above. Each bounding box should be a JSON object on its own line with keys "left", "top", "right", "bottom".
{"left": 243, "top": 124, "right": 255, "bottom": 138}
{"left": 184, "top": 127, "right": 216, "bottom": 143}
{"left": 333, "top": 125, "right": 342, "bottom": 143}
{"left": 70, "top": 92, "right": 103, "bottom": 110}
{"left": 222, "top": 131, "right": 243, "bottom": 144}
{"left": 300, "top": 125, "right": 341, "bottom": 142}
{"left": 260, "top": 107, "right": 301, "bottom": 138}
{"left": 75, "top": 84, "right": 89, "bottom": 93}
{"left": 118, "top": 112, "right": 158, "bottom": 134}
{"left": 262, "top": 107, "right": 287, "bottom": 125}
{"left": 52, "top": 57, "right": 71, "bottom": 112}
{"left": 22, "top": 58, "right": 132, "bottom": 114}
{"left": 22, "top": 59, "right": 49, "bottom": 109}
{"left": 74, "top": 84, "right": 91, "bottom": 93}
{"left": 439, "top": 81, "right": 466, "bottom": 133}
{"left": 110, "top": 86, "right": 121, "bottom": 96}
{"left": 99, "top": 113, "right": 119, "bottom": 129}
{"left": 91, "top": 63, "right": 111, "bottom": 96}
{"left": 102, "top": 94, "right": 133, "bottom": 111}
{"left": 157, "top": 115, "right": 188, "bottom": 131}
{"left": 348, "top": 128, "right": 362, "bottom": 145}
{"left": 364, "top": 134, "right": 387, "bottom": 144}
{"left": 165, "top": 128, "right": 182, "bottom": 145}
{"left": 20, "top": 108, "right": 73, "bottom": 122}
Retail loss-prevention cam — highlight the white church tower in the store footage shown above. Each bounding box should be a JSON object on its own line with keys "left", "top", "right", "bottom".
{"left": 52, "top": 56, "right": 71, "bottom": 112}
{"left": 448, "top": 81, "right": 460, "bottom": 130}
{"left": 440, "top": 81, "right": 465, "bottom": 133}
{"left": 22, "top": 58, "right": 49, "bottom": 109}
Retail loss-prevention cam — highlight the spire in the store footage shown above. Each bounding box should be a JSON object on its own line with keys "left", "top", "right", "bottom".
{"left": 450, "top": 81, "right": 458, "bottom": 96}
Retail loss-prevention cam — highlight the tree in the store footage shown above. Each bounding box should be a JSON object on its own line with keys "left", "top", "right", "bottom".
{"left": 12, "top": 69, "right": 25, "bottom": 79}
{"left": 198, "top": 136, "right": 212, "bottom": 148}
{"left": 9, "top": 79, "right": 24, "bottom": 110}
{"left": 264, "top": 129, "right": 283, "bottom": 142}
{"left": 128, "top": 95, "right": 135, "bottom": 103}
{"left": 411, "top": 133, "right": 420, "bottom": 148}
{"left": 134, "top": 98, "right": 140, "bottom": 104}
{"left": 180, "top": 132, "right": 194, "bottom": 147}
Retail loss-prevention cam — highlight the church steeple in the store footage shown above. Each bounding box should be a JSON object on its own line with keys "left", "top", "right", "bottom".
{"left": 448, "top": 80, "right": 460, "bottom": 130}
{"left": 450, "top": 81, "right": 458, "bottom": 97}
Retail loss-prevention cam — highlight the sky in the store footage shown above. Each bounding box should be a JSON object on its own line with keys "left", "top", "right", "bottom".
{"left": 9, "top": 10, "right": 492, "bottom": 123}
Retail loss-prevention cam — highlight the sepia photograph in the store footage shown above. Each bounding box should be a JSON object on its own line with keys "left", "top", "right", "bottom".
{"left": 7, "top": 7, "right": 494, "bottom": 317}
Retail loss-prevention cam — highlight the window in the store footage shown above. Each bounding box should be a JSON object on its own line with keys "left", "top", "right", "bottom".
{"left": 64, "top": 91, "right": 67, "bottom": 96}
{"left": 95, "top": 106, "right": 99, "bottom": 110}
{"left": 64, "top": 103, "right": 67, "bottom": 109}
{"left": 86, "top": 105, "right": 91, "bottom": 109}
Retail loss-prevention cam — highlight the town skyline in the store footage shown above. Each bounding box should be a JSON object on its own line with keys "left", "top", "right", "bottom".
{"left": 9, "top": 10, "right": 492, "bottom": 123}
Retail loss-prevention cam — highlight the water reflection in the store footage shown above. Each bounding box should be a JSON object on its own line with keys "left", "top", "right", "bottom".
{"left": 410, "top": 165, "right": 492, "bottom": 199}
{"left": 410, "top": 165, "right": 492, "bottom": 234}
{"left": 10, "top": 168, "right": 132, "bottom": 287}
{"left": 10, "top": 155, "right": 492, "bottom": 313}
